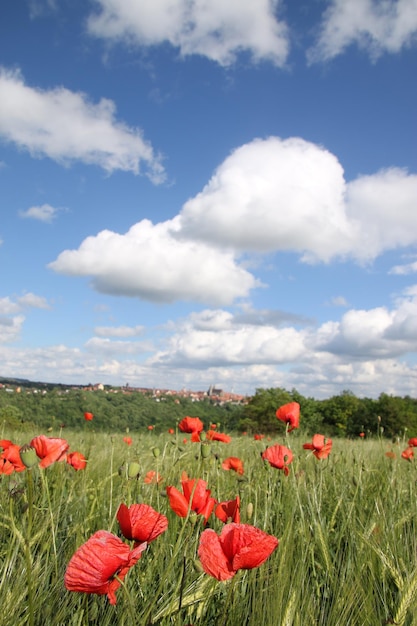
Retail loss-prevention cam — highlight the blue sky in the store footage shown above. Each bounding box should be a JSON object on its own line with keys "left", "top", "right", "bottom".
{"left": 1, "top": 0, "right": 416, "bottom": 398}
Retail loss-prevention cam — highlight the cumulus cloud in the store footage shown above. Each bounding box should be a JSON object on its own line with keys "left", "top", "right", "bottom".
{"left": 49, "top": 219, "right": 259, "bottom": 305}
{"left": 314, "top": 285, "right": 417, "bottom": 357}
{"left": 309, "top": 0, "right": 417, "bottom": 62}
{"left": 17, "top": 293, "right": 50, "bottom": 309}
{"left": 0, "top": 295, "right": 416, "bottom": 396}
{"left": 328, "top": 296, "right": 349, "bottom": 307}
{"left": 49, "top": 136, "right": 417, "bottom": 305}
{"left": 85, "top": 337, "right": 153, "bottom": 355}
{"left": 0, "top": 67, "right": 164, "bottom": 181}
{"left": 0, "top": 297, "right": 21, "bottom": 315}
{"left": 0, "top": 315, "right": 25, "bottom": 344}
{"left": 346, "top": 168, "right": 417, "bottom": 260}
{"left": 389, "top": 259, "right": 417, "bottom": 274}
{"left": 150, "top": 309, "right": 306, "bottom": 368}
{"left": 94, "top": 325, "right": 145, "bottom": 338}
{"left": 87, "top": 0, "right": 289, "bottom": 66}
{"left": 19, "top": 204, "right": 61, "bottom": 223}
{"left": 177, "top": 138, "right": 417, "bottom": 264}
{"left": 148, "top": 285, "right": 417, "bottom": 374}
{"left": 177, "top": 137, "right": 355, "bottom": 262}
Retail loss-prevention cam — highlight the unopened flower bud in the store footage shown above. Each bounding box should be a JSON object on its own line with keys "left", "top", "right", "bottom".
{"left": 128, "top": 461, "right": 141, "bottom": 478}
{"left": 120, "top": 461, "right": 141, "bottom": 479}
{"left": 19, "top": 444, "right": 38, "bottom": 468}
{"left": 152, "top": 447, "right": 160, "bottom": 458}
{"left": 199, "top": 431, "right": 206, "bottom": 442}
{"left": 201, "top": 444, "right": 211, "bottom": 458}
{"left": 246, "top": 502, "right": 254, "bottom": 520}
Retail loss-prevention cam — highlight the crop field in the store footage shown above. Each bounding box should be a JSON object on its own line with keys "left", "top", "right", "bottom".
{"left": 1, "top": 414, "right": 416, "bottom": 626}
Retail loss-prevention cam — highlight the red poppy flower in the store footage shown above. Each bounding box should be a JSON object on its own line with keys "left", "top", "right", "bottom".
{"left": 144, "top": 470, "right": 163, "bottom": 484}
{"left": 276, "top": 402, "right": 300, "bottom": 432}
{"left": 206, "top": 430, "right": 231, "bottom": 443}
{"left": 221, "top": 457, "right": 244, "bottom": 475}
{"left": 0, "top": 439, "right": 13, "bottom": 452}
{"left": 198, "top": 523, "right": 278, "bottom": 581}
{"left": 262, "top": 444, "right": 293, "bottom": 476}
{"left": 84, "top": 412, "right": 94, "bottom": 421}
{"left": 166, "top": 474, "right": 216, "bottom": 523}
{"left": 303, "top": 434, "right": 332, "bottom": 460}
{"left": 168, "top": 428, "right": 175, "bottom": 435}
{"left": 408, "top": 437, "right": 417, "bottom": 447}
{"left": 359, "top": 432, "right": 365, "bottom": 438}
{"left": 401, "top": 447, "right": 414, "bottom": 461}
{"left": 179, "top": 417, "right": 204, "bottom": 442}
{"left": 117, "top": 503, "right": 168, "bottom": 544}
{"left": 1, "top": 443, "right": 26, "bottom": 473}
{"left": 0, "top": 458, "right": 14, "bottom": 475}
{"left": 123, "top": 437, "right": 132, "bottom": 446}
{"left": 253, "top": 434, "right": 264, "bottom": 441}
{"left": 147, "top": 425, "right": 154, "bottom": 431}
{"left": 210, "top": 424, "right": 217, "bottom": 429}
{"left": 385, "top": 451, "right": 396, "bottom": 459}
{"left": 215, "top": 496, "right": 240, "bottom": 524}
{"left": 64, "top": 530, "right": 146, "bottom": 604}
{"left": 67, "top": 451, "right": 87, "bottom": 470}
{"left": 30, "top": 435, "right": 69, "bottom": 469}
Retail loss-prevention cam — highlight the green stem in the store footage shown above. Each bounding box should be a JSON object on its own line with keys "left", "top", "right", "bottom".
{"left": 114, "top": 575, "right": 137, "bottom": 624}
{"left": 141, "top": 513, "right": 198, "bottom": 624}
{"left": 25, "top": 469, "right": 35, "bottom": 626}
{"left": 220, "top": 572, "right": 240, "bottom": 626}
{"left": 39, "top": 469, "right": 58, "bottom": 577}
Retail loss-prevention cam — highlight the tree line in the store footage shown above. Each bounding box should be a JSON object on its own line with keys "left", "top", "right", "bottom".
{"left": 0, "top": 385, "right": 416, "bottom": 439}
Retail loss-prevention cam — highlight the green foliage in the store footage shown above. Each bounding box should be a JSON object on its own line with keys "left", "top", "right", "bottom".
{"left": 1, "top": 384, "right": 417, "bottom": 440}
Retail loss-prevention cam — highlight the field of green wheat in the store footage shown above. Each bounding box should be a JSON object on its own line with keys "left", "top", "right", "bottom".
{"left": 1, "top": 419, "right": 416, "bottom": 626}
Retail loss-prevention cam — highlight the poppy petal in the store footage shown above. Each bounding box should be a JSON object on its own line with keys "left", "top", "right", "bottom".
{"left": 198, "top": 529, "right": 235, "bottom": 581}
{"left": 64, "top": 530, "right": 146, "bottom": 605}
{"left": 220, "top": 524, "right": 278, "bottom": 571}
{"left": 166, "top": 486, "right": 189, "bottom": 517}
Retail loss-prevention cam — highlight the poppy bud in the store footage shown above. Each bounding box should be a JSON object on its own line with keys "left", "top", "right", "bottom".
{"left": 199, "top": 431, "right": 206, "bottom": 442}
{"left": 128, "top": 461, "right": 141, "bottom": 478}
{"left": 19, "top": 444, "right": 38, "bottom": 468}
{"left": 152, "top": 447, "right": 160, "bottom": 458}
{"left": 200, "top": 444, "right": 211, "bottom": 458}
{"left": 246, "top": 502, "right": 254, "bottom": 520}
{"left": 119, "top": 461, "right": 141, "bottom": 479}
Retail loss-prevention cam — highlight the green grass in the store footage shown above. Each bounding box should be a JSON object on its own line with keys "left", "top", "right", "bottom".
{"left": 0, "top": 428, "right": 416, "bottom": 626}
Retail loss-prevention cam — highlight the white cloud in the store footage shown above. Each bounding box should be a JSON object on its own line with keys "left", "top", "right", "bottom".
{"left": 0, "top": 67, "right": 164, "bottom": 181}
{"left": 0, "top": 295, "right": 416, "bottom": 397}
{"left": 0, "top": 297, "right": 21, "bottom": 315}
{"left": 19, "top": 204, "right": 61, "bottom": 223}
{"left": 328, "top": 296, "right": 349, "bottom": 307}
{"left": 309, "top": 0, "right": 417, "bottom": 63}
{"left": 85, "top": 337, "right": 153, "bottom": 355}
{"left": 389, "top": 258, "right": 417, "bottom": 275}
{"left": 49, "top": 136, "right": 417, "bottom": 306}
{"left": 87, "top": 0, "right": 290, "bottom": 67}
{"left": 0, "top": 315, "right": 25, "bottom": 344}
{"left": 17, "top": 293, "right": 50, "bottom": 309}
{"left": 346, "top": 168, "right": 417, "bottom": 260}
{"left": 314, "top": 285, "right": 417, "bottom": 357}
{"left": 48, "top": 219, "right": 259, "bottom": 305}
{"left": 177, "top": 137, "right": 355, "bottom": 263}
{"left": 94, "top": 325, "right": 145, "bottom": 337}
{"left": 0, "top": 293, "right": 50, "bottom": 313}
